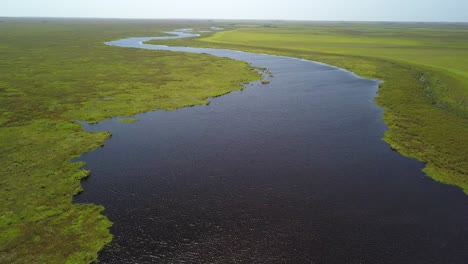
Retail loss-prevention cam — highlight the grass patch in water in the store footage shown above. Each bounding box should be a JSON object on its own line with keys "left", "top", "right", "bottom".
{"left": 119, "top": 118, "right": 139, "bottom": 123}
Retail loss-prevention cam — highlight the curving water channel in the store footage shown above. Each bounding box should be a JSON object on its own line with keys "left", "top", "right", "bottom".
{"left": 74, "top": 32, "right": 468, "bottom": 263}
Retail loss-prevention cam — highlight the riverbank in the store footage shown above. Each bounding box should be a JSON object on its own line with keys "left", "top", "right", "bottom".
{"left": 147, "top": 22, "right": 468, "bottom": 194}
{"left": 0, "top": 19, "right": 260, "bottom": 263}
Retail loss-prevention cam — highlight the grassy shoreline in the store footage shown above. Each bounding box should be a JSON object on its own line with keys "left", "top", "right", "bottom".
{"left": 147, "top": 23, "right": 468, "bottom": 194}
{"left": 0, "top": 19, "right": 261, "bottom": 263}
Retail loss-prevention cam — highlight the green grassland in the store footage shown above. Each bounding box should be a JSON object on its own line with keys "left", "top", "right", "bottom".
{"left": 148, "top": 22, "right": 468, "bottom": 193}
{"left": 205, "top": 24, "right": 468, "bottom": 115}
{"left": 0, "top": 18, "right": 260, "bottom": 263}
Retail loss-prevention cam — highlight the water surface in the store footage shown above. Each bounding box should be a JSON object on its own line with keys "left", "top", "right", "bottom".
{"left": 74, "top": 32, "right": 468, "bottom": 263}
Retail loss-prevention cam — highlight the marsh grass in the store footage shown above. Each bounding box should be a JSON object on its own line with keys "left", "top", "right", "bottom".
{"left": 0, "top": 18, "right": 260, "bottom": 263}
{"left": 119, "top": 118, "right": 139, "bottom": 123}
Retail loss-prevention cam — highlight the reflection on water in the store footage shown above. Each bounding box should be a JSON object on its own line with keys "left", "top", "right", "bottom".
{"left": 74, "top": 33, "right": 468, "bottom": 263}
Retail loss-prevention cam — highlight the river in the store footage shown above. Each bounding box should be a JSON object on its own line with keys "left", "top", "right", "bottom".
{"left": 74, "top": 31, "right": 468, "bottom": 263}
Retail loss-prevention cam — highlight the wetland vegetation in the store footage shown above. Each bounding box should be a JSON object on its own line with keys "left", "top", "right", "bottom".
{"left": 119, "top": 118, "right": 139, "bottom": 123}
{"left": 0, "top": 18, "right": 260, "bottom": 263}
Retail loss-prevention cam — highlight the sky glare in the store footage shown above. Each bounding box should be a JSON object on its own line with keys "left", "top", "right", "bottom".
{"left": 2, "top": 0, "right": 468, "bottom": 22}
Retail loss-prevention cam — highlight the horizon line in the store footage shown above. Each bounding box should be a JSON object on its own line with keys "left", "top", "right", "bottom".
{"left": 2, "top": 15, "right": 468, "bottom": 24}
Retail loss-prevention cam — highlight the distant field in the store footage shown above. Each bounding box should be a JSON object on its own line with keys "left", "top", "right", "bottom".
{"left": 0, "top": 18, "right": 260, "bottom": 263}
{"left": 204, "top": 23, "right": 468, "bottom": 115}
{"left": 149, "top": 22, "right": 468, "bottom": 194}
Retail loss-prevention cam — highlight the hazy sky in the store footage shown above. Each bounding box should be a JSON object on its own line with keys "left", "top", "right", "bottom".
{"left": 2, "top": 0, "right": 468, "bottom": 22}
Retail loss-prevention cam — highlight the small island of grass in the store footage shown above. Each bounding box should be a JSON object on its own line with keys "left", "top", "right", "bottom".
{"left": 119, "top": 118, "right": 139, "bottom": 123}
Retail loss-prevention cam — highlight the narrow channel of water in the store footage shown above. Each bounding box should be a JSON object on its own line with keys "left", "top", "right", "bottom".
{"left": 74, "top": 32, "right": 468, "bottom": 263}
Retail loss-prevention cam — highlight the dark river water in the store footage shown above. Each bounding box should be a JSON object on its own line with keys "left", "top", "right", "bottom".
{"left": 74, "top": 32, "right": 468, "bottom": 263}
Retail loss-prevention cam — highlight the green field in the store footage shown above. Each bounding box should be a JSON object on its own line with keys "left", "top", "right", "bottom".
{"left": 0, "top": 18, "right": 260, "bottom": 263}
{"left": 149, "top": 22, "right": 468, "bottom": 194}
{"left": 205, "top": 24, "right": 468, "bottom": 115}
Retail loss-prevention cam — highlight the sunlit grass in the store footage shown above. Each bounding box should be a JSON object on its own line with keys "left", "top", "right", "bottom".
{"left": 204, "top": 24, "right": 468, "bottom": 114}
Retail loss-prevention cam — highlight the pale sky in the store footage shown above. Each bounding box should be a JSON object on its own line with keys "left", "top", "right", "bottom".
{"left": 2, "top": 0, "right": 468, "bottom": 22}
